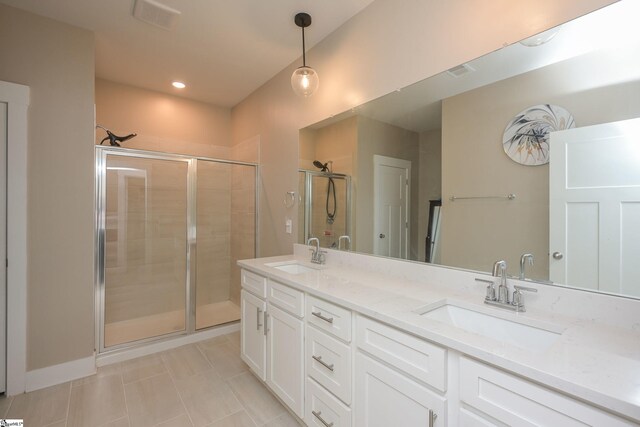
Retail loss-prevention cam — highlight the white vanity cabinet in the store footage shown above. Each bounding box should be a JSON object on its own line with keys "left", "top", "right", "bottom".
{"left": 267, "top": 303, "right": 304, "bottom": 417}
{"left": 305, "top": 296, "right": 354, "bottom": 426}
{"left": 354, "top": 315, "right": 446, "bottom": 427}
{"left": 240, "top": 270, "right": 305, "bottom": 419}
{"left": 240, "top": 289, "right": 266, "bottom": 380}
{"left": 240, "top": 265, "right": 637, "bottom": 426}
{"left": 459, "top": 357, "right": 634, "bottom": 427}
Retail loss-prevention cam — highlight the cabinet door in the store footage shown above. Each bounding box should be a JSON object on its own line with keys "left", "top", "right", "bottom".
{"left": 267, "top": 303, "right": 304, "bottom": 418}
{"left": 460, "top": 357, "right": 634, "bottom": 427}
{"left": 354, "top": 353, "right": 446, "bottom": 427}
{"left": 241, "top": 290, "right": 266, "bottom": 380}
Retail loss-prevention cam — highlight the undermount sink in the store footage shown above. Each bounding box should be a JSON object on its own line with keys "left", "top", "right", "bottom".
{"left": 265, "top": 261, "right": 319, "bottom": 275}
{"left": 414, "top": 300, "right": 564, "bottom": 352}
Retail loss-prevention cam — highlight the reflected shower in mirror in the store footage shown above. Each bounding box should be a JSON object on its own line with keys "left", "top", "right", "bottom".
{"left": 298, "top": 0, "right": 640, "bottom": 299}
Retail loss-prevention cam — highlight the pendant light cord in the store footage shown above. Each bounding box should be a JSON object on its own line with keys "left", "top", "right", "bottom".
{"left": 301, "top": 25, "right": 306, "bottom": 67}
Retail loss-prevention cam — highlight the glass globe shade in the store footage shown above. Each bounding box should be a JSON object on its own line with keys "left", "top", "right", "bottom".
{"left": 291, "top": 66, "right": 319, "bottom": 97}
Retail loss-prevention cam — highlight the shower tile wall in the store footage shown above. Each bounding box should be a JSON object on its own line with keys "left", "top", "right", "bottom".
{"left": 102, "top": 153, "right": 256, "bottom": 347}
{"left": 196, "top": 162, "right": 232, "bottom": 318}
{"left": 229, "top": 164, "right": 256, "bottom": 306}
{"left": 104, "top": 157, "right": 188, "bottom": 347}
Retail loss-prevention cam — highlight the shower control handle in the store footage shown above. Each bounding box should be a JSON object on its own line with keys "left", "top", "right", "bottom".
{"left": 256, "top": 308, "right": 262, "bottom": 330}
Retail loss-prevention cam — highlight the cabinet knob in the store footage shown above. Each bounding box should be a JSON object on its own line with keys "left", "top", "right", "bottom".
{"left": 379, "top": 233, "right": 386, "bottom": 239}
{"left": 552, "top": 251, "right": 564, "bottom": 260}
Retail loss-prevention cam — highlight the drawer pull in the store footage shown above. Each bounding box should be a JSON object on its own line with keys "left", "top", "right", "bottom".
{"left": 312, "top": 410, "right": 334, "bottom": 427}
{"left": 264, "top": 312, "right": 268, "bottom": 336}
{"left": 312, "top": 355, "right": 334, "bottom": 372}
{"left": 312, "top": 311, "right": 334, "bottom": 324}
{"left": 429, "top": 409, "right": 437, "bottom": 427}
{"left": 256, "top": 307, "right": 262, "bottom": 330}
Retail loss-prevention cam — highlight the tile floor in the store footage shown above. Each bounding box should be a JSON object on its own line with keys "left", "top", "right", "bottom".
{"left": 0, "top": 331, "right": 302, "bottom": 427}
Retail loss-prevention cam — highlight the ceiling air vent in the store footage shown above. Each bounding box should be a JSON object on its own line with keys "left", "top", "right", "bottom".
{"left": 446, "top": 63, "right": 475, "bottom": 78}
{"left": 133, "top": 0, "right": 181, "bottom": 31}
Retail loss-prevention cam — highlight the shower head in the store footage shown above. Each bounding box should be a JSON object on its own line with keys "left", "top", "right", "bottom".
{"left": 313, "top": 160, "right": 329, "bottom": 172}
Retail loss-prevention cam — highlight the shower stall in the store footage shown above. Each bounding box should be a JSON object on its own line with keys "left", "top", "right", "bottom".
{"left": 298, "top": 169, "right": 351, "bottom": 248}
{"left": 95, "top": 146, "right": 257, "bottom": 352}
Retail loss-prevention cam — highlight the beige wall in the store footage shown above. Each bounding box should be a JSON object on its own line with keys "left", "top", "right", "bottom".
{"left": 95, "top": 79, "right": 234, "bottom": 158}
{"left": 0, "top": 0, "right": 617, "bottom": 372}
{"left": 418, "top": 130, "right": 442, "bottom": 262}
{"left": 356, "top": 116, "right": 419, "bottom": 257}
{"left": 0, "top": 4, "right": 95, "bottom": 370}
{"left": 440, "top": 48, "right": 640, "bottom": 279}
{"left": 231, "top": 0, "right": 617, "bottom": 259}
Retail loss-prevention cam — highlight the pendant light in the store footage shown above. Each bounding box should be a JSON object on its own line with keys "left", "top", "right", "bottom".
{"left": 291, "top": 12, "right": 319, "bottom": 97}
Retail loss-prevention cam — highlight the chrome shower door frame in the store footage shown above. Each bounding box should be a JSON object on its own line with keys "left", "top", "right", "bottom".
{"left": 95, "top": 146, "right": 259, "bottom": 355}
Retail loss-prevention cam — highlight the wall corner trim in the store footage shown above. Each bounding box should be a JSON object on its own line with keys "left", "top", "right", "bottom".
{"left": 25, "top": 354, "right": 96, "bottom": 393}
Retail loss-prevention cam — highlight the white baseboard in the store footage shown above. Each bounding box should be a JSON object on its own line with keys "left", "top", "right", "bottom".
{"left": 22, "top": 322, "right": 240, "bottom": 392}
{"left": 96, "top": 322, "right": 240, "bottom": 367}
{"left": 25, "top": 354, "right": 96, "bottom": 392}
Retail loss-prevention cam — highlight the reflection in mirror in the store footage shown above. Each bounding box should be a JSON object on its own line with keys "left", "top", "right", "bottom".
{"left": 298, "top": 0, "right": 640, "bottom": 299}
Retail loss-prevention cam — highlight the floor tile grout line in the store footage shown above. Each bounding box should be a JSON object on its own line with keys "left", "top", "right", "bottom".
{"left": 120, "top": 370, "right": 131, "bottom": 427}
{"left": 165, "top": 366, "right": 196, "bottom": 427}
{"left": 62, "top": 381, "right": 72, "bottom": 427}
{"left": 226, "top": 373, "right": 263, "bottom": 427}
{"left": 3, "top": 396, "right": 13, "bottom": 419}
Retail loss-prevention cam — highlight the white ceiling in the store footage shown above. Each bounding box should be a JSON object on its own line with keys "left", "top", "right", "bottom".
{"left": 0, "top": 0, "right": 375, "bottom": 107}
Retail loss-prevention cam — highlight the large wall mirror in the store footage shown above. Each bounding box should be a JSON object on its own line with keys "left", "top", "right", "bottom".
{"left": 298, "top": 0, "right": 640, "bottom": 299}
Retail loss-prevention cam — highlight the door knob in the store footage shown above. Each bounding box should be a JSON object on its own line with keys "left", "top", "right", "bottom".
{"left": 379, "top": 233, "right": 385, "bottom": 238}
{"left": 552, "top": 251, "right": 563, "bottom": 260}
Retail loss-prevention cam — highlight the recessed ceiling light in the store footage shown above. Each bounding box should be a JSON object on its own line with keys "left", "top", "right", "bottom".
{"left": 172, "top": 81, "right": 186, "bottom": 89}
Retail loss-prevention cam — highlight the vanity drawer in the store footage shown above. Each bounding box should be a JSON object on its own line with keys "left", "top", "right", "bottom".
{"left": 241, "top": 269, "right": 267, "bottom": 298}
{"left": 459, "top": 357, "right": 633, "bottom": 426}
{"left": 268, "top": 279, "right": 304, "bottom": 317}
{"left": 306, "top": 324, "right": 352, "bottom": 405}
{"left": 355, "top": 315, "right": 446, "bottom": 392}
{"left": 306, "top": 377, "right": 352, "bottom": 427}
{"left": 307, "top": 295, "right": 352, "bottom": 342}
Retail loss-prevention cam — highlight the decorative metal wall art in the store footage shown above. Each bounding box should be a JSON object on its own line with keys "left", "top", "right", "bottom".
{"left": 502, "top": 104, "right": 575, "bottom": 166}
{"left": 97, "top": 125, "right": 137, "bottom": 147}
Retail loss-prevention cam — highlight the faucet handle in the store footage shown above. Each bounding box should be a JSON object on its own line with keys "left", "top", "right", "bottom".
{"left": 476, "top": 278, "right": 496, "bottom": 301}
{"left": 512, "top": 285, "right": 537, "bottom": 310}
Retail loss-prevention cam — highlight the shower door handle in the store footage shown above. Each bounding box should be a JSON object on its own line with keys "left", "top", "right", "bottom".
{"left": 256, "top": 308, "right": 262, "bottom": 330}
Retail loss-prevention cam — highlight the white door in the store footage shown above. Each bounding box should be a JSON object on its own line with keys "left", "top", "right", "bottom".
{"left": 267, "top": 303, "right": 304, "bottom": 418}
{"left": 354, "top": 353, "right": 444, "bottom": 427}
{"left": 0, "top": 102, "right": 6, "bottom": 393}
{"left": 550, "top": 117, "right": 640, "bottom": 297}
{"left": 373, "top": 155, "right": 410, "bottom": 259}
{"left": 240, "top": 290, "right": 266, "bottom": 380}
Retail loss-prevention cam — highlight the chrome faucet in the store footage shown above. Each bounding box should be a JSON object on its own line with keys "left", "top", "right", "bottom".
{"left": 307, "top": 237, "right": 326, "bottom": 264}
{"left": 481, "top": 259, "right": 538, "bottom": 312}
{"left": 493, "top": 260, "right": 508, "bottom": 303}
{"left": 519, "top": 253, "right": 534, "bottom": 280}
{"left": 338, "top": 235, "right": 351, "bottom": 251}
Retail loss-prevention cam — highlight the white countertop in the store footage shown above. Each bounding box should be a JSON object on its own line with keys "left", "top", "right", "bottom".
{"left": 238, "top": 247, "right": 640, "bottom": 423}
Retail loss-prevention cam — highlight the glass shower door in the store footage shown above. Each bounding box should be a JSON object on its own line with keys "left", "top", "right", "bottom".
{"left": 195, "top": 161, "right": 256, "bottom": 330}
{"left": 102, "top": 154, "right": 189, "bottom": 348}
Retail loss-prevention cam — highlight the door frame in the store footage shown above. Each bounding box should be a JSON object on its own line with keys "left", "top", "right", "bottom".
{"left": 372, "top": 155, "right": 411, "bottom": 258}
{"left": 1, "top": 81, "right": 30, "bottom": 395}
